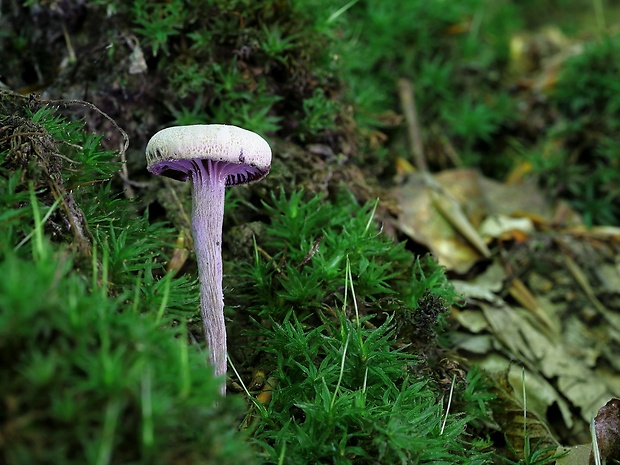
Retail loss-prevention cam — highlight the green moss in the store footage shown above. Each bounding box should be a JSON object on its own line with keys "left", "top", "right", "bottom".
{"left": 0, "top": 106, "right": 253, "bottom": 464}
{"left": 541, "top": 36, "right": 620, "bottom": 225}
{"left": 250, "top": 314, "right": 492, "bottom": 464}
{"left": 0, "top": 249, "right": 254, "bottom": 465}
{"left": 226, "top": 189, "right": 493, "bottom": 462}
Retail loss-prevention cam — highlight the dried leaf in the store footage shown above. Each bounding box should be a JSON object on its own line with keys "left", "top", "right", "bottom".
{"left": 591, "top": 398, "right": 620, "bottom": 464}
{"left": 392, "top": 169, "right": 561, "bottom": 273}
{"left": 556, "top": 445, "right": 591, "bottom": 465}
{"left": 393, "top": 174, "right": 482, "bottom": 273}
{"left": 479, "top": 214, "right": 534, "bottom": 241}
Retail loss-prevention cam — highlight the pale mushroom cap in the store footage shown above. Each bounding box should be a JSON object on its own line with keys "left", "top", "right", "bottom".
{"left": 146, "top": 124, "right": 272, "bottom": 185}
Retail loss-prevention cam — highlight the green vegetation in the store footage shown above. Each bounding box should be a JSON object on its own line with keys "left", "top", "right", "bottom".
{"left": 89, "top": 0, "right": 338, "bottom": 138}
{"left": 233, "top": 190, "right": 493, "bottom": 463}
{"left": 2, "top": 0, "right": 618, "bottom": 462}
{"left": 0, "top": 250, "right": 253, "bottom": 465}
{"left": 250, "top": 316, "right": 489, "bottom": 464}
{"left": 0, "top": 108, "right": 250, "bottom": 464}
{"left": 0, "top": 107, "right": 493, "bottom": 463}
{"left": 238, "top": 190, "right": 439, "bottom": 320}
{"left": 291, "top": 0, "right": 620, "bottom": 223}
{"left": 8, "top": 0, "right": 618, "bottom": 226}
{"left": 548, "top": 36, "right": 620, "bottom": 225}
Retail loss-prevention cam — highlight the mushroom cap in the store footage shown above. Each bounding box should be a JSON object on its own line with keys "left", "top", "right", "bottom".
{"left": 146, "top": 124, "right": 272, "bottom": 185}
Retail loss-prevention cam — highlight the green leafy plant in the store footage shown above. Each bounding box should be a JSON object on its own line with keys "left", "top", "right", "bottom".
{"left": 299, "top": 88, "right": 339, "bottom": 140}
{"left": 0, "top": 245, "right": 253, "bottom": 465}
{"left": 230, "top": 189, "right": 492, "bottom": 463}
{"left": 132, "top": 0, "right": 184, "bottom": 56}
{"left": 544, "top": 35, "right": 620, "bottom": 225}
{"left": 0, "top": 107, "right": 252, "bottom": 464}
{"left": 259, "top": 23, "right": 300, "bottom": 60}
{"left": 246, "top": 283, "right": 491, "bottom": 464}
{"left": 125, "top": 0, "right": 341, "bottom": 140}
{"left": 235, "top": 189, "right": 424, "bottom": 321}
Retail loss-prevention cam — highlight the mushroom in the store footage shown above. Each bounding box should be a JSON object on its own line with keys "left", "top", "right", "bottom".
{"left": 146, "top": 124, "right": 272, "bottom": 394}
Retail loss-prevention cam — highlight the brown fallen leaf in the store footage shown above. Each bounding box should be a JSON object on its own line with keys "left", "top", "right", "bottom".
{"left": 393, "top": 174, "right": 483, "bottom": 273}
{"left": 591, "top": 397, "right": 620, "bottom": 465}
{"left": 430, "top": 188, "right": 491, "bottom": 259}
{"left": 506, "top": 276, "right": 556, "bottom": 335}
{"left": 392, "top": 168, "right": 564, "bottom": 273}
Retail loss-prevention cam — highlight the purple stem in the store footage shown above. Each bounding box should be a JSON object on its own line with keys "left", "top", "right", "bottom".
{"left": 190, "top": 159, "right": 227, "bottom": 394}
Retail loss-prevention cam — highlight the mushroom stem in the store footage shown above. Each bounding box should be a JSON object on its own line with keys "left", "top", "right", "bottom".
{"left": 146, "top": 124, "right": 271, "bottom": 397}
{"left": 191, "top": 159, "right": 227, "bottom": 392}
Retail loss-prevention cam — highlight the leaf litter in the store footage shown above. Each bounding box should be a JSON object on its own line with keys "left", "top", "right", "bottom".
{"left": 391, "top": 27, "right": 620, "bottom": 456}
{"left": 392, "top": 157, "right": 620, "bottom": 456}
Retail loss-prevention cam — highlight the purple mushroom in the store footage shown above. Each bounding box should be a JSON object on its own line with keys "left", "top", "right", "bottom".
{"left": 146, "top": 124, "right": 272, "bottom": 394}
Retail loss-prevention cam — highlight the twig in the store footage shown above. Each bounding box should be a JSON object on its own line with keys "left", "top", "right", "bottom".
{"left": 397, "top": 78, "right": 429, "bottom": 174}
{"left": 47, "top": 97, "right": 130, "bottom": 158}
{"left": 47, "top": 97, "right": 135, "bottom": 197}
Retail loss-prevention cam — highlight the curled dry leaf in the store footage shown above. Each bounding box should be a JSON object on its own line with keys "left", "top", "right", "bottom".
{"left": 392, "top": 168, "right": 557, "bottom": 273}
{"left": 591, "top": 397, "right": 620, "bottom": 465}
